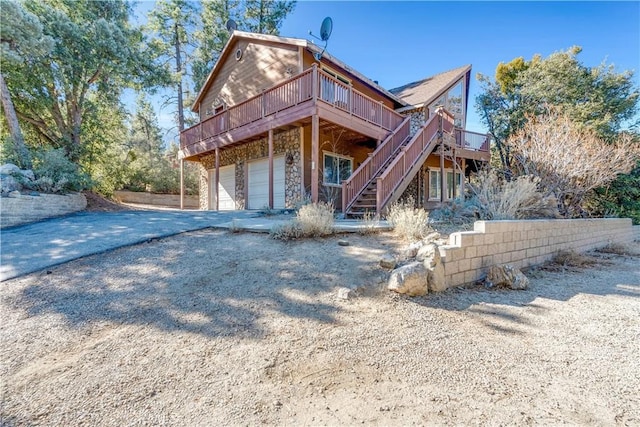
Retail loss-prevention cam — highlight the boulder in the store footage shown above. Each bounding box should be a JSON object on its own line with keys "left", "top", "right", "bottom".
{"left": 402, "top": 241, "right": 423, "bottom": 259}
{"left": 388, "top": 262, "right": 428, "bottom": 296}
{"left": 424, "top": 249, "right": 447, "bottom": 292}
{"left": 379, "top": 254, "right": 397, "bottom": 270}
{"left": 416, "top": 242, "right": 438, "bottom": 262}
{"left": 486, "top": 264, "right": 529, "bottom": 290}
{"left": 0, "top": 163, "right": 21, "bottom": 175}
{"left": 1, "top": 174, "right": 21, "bottom": 195}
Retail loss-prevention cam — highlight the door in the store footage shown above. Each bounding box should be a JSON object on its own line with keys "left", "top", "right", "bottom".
{"left": 247, "top": 156, "right": 285, "bottom": 209}
{"left": 216, "top": 165, "right": 235, "bottom": 210}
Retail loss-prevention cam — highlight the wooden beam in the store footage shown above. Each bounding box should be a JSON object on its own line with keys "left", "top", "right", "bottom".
{"left": 460, "top": 158, "right": 466, "bottom": 199}
{"left": 311, "top": 114, "right": 319, "bottom": 203}
{"left": 299, "top": 126, "right": 305, "bottom": 196}
{"left": 268, "top": 128, "right": 274, "bottom": 209}
{"left": 180, "top": 159, "right": 184, "bottom": 210}
{"left": 214, "top": 147, "right": 220, "bottom": 210}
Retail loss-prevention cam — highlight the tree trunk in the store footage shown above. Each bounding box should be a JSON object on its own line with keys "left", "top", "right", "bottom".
{"left": 0, "top": 72, "right": 32, "bottom": 169}
{"left": 174, "top": 23, "right": 185, "bottom": 132}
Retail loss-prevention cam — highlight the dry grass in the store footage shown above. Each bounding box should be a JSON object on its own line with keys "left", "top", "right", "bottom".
{"left": 541, "top": 249, "right": 602, "bottom": 271}
{"left": 469, "top": 169, "right": 559, "bottom": 220}
{"left": 357, "top": 211, "right": 380, "bottom": 236}
{"left": 270, "top": 202, "right": 335, "bottom": 240}
{"left": 596, "top": 243, "right": 637, "bottom": 256}
{"left": 386, "top": 197, "right": 432, "bottom": 242}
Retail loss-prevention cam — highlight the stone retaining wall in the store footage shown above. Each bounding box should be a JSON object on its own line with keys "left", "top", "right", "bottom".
{"left": 113, "top": 190, "right": 199, "bottom": 209}
{"left": 0, "top": 192, "right": 87, "bottom": 228}
{"left": 441, "top": 218, "right": 634, "bottom": 288}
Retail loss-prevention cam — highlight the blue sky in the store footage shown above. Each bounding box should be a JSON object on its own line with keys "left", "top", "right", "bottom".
{"left": 132, "top": 1, "right": 640, "bottom": 142}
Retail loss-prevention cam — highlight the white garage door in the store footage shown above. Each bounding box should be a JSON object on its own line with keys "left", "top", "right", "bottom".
{"left": 217, "top": 165, "right": 235, "bottom": 210}
{"left": 248, "top": 156, "right": 285, "bottom": 209}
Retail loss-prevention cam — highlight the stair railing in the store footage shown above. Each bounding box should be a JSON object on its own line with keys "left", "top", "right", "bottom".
{"left": 375, "top": 108, "right": 455, "bottom": 214}
{"left": 341, "top": 117, "right": 411, "bottom": 213}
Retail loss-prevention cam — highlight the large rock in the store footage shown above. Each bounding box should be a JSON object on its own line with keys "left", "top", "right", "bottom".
{"left": 424, "top": 248, "right": 447, "bottom": 292}
{"left": 0, "top": 163, "right": 34, "bottom": 195}
{"left": 0, "top": 163, "right": 21, "bottom": 175}
{"left": 379, "top": 254, "right": 397, "bottom": 270}
{"left": 1, "top": 174, "right": 21, "bottom": 195}
{"left": 486, "top": 264, "right": 529, "bottom": 290}
{"left": 388, "top": 262, "right": 428, "bottom": 296}
{"left": 416, "top": 242, "right": 438, "bottom": 262}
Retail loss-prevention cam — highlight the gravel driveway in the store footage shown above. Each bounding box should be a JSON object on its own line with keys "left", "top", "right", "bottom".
{"left": 1, "top": 229, "right": 638, "bottom": 426}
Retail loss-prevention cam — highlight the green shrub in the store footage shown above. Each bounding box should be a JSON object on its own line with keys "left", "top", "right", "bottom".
{"left": 29, "top": 148, "right": 90, "bottom": 193}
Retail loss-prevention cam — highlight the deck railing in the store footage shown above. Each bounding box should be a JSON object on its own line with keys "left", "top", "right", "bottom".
{"left": 454, "top": 129, "right": 490, "bottom": 151}
{"left": 341, "top": 117, "right": 411, "bottom": 213}
{"left": 180, "top": 65, "right": 404, "bottom": 151}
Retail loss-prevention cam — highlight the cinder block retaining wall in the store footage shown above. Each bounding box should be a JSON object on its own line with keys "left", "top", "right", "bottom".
{"left": 441, "top": 218, "right": 634, "bottom": 288}
{"left": 113, "top": 191, "right": 199, "bottom": 209}
{"left": 0, "top": 193, "right": 87, "bottom": 228}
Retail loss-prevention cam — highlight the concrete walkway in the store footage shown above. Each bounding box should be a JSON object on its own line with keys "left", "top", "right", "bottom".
{"left": 0, "top": 209, "right": 391, "bottom": 282}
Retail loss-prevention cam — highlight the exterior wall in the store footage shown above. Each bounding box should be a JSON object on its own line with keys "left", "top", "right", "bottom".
{"left": 441, "top": 219, "right": 634, "bottom": 288}
{"left": 1, "top": 192, "right": 87, "bottom": 228}
{"left": 198, "top": 128, "right": 302, "bottom": 209}
{"left": 199, "top": 39, "right": 299, "bottom": 121}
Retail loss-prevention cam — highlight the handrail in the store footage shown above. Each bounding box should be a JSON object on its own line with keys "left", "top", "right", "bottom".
{"left": 454, "top": 128, "right": 490, "bottom": 151}
{"left": 341, "top": 117, "right": 410, "bottom": 213}
{"left": 180, "top": 65, "right": 404, "bottom": 151}
{"left": 375, "top": 113, "right": 442, "bottom": 214}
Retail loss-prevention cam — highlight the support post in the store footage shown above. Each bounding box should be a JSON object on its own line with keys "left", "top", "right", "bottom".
{"left": 214, "top": 147, "right": 220, "bottom": 210}
{"left": 180, "top": 159, "right": 185, "bottom": 210}
{"left": 460, "top": 158, "right": 466, "bottom": 200}
{"left": 438, "top": 109, "right": 445, "bottom": 203}
{"left": 268, "top": 128, "right": 274, "bottom": 209}
{"left": 311, "top": 114, "right": 319, "bottom": 203}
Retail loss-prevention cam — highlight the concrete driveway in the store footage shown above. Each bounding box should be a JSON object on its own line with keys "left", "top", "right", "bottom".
{"left": 0, "top": 209, "right": 258, "bottom": 282}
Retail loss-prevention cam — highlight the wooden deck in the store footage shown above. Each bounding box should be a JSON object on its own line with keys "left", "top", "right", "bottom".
{"left": 180, "top": 65, "right": 403, "bottom": 159}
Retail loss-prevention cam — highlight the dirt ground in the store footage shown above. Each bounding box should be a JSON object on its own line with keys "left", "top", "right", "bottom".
{"left": 1, "top": 229, "right": 638, "bottom": 426}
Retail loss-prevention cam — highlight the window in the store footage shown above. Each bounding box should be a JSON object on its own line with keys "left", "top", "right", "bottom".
{"left": 429, "top": 170, "right": 441, "bottom": 201}
{"left": 323, "top": 152, "right": 353, "bottom": 186}
{"left": 446, "top": 171, "right": 463, "bottom": 199}
{"left": 429, "top": 168, "right": 463, "bottom": 201}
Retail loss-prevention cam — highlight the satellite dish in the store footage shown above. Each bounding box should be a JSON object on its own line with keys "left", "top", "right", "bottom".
{"left": 226, "top": 19, "right": 237, "bottom": 33}
{"left": 319, "top": 17, "right": 333, "bottom": 41}
{"left": 309, "top": 17, "right": 333, "bottom": 61}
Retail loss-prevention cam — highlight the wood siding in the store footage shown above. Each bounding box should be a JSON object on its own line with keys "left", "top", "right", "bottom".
{"left": 302, "top": 50, "right": 395, "bottom": 110}
{"left": 199, "top": 40, "right": 299, "bottom": 121}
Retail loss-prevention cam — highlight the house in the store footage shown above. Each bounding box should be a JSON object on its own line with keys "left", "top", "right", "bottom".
{"left": 179, "top": 30, "right": 490, "bottom": 216}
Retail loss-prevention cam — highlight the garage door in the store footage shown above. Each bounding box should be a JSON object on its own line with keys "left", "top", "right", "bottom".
{"left": 216, "top": 165, "right": 235, "bottom": 210}
{"left": 247, "top": 156, "right": 285, "bottom": 209}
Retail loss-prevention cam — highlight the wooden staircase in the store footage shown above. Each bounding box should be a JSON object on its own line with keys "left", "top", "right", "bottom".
{"left": 342, "top": 108, "right": 455, "bottom": 218}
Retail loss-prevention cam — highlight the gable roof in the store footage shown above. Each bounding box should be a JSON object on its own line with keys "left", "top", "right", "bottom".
{"left": 389, "top": 65, "right": 472, "bottom": 111}
{"left": 192, "top": 30, "right": 407, "bottom": 112}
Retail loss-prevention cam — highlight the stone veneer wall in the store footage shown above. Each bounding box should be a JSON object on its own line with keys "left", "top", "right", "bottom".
{"left": 198, "top": 128, "right": 301, "bottom": 210}
{"left": 440, "top": 218, "right": 634, "bottom": 288}
{"left": 1, "top": 192, "right": 87, "bottom": 228}
{"left": 399, "top": 107, "right": 428, "bottom": 206}
{"left": 408, "top": 108, "right": 427, "bottom": 137}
